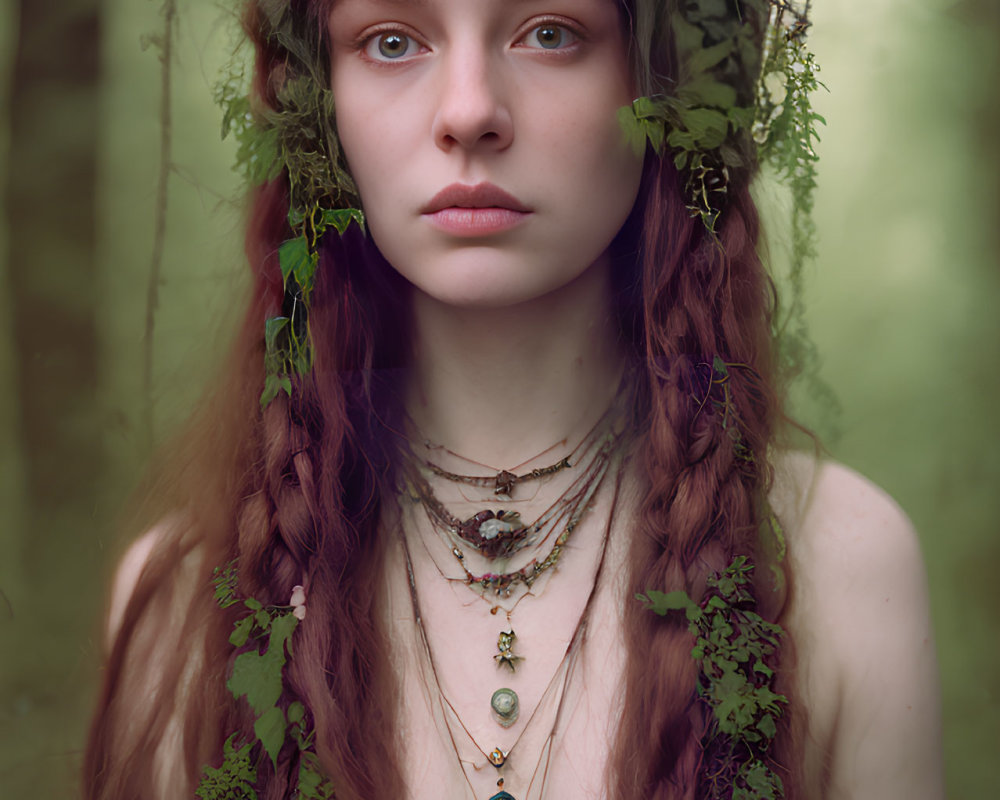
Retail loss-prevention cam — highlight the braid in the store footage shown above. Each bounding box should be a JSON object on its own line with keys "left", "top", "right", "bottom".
{"left": 611, "top": 155, "right": 799, "bottom": 798}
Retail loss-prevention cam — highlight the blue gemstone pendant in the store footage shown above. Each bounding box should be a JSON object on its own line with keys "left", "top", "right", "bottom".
{"left": 488, "top": 793, "right": 516, "bottom": 800}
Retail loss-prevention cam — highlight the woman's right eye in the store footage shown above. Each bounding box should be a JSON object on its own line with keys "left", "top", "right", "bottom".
{"left": 363, "top": 30, "right": 421, "bottom": 62}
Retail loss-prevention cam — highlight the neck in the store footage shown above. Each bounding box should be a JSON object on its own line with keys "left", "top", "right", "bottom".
{"left": 405, "top": 256, "right": 627, "bottom": 470}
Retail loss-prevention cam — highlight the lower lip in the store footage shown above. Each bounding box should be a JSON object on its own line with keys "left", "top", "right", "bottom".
{"left": 424, "top": 208, "right": 531, "bottom": 237}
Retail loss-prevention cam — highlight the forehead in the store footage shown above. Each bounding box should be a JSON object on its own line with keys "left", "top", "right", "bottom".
{"left": 328, "top": 0, "right": 623, "bottom": 14}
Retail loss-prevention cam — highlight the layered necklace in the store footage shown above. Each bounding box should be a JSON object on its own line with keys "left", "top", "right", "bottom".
{"left": 396, "top": 376, "right": 632, "bottom": 799}
{"left": 401, "top": 374, "right": 633, "bottom": 600}
{"left": 399, "top": 464, "right": 623, "bottom": 800}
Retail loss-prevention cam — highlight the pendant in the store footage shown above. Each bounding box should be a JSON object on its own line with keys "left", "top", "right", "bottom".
{"left": 490, "top": 687, "right": 520, "bottom": 728}
{"left": 494, "top": 629, "right": 523, "bottom": 672}
{"left": 494, "top": 470, "right": 517, "bottom": 497}
{"left": 456, "top": 510, "right": 527, "bottom": 559}
{"left": 489, "top": 776, "right": 516, "bottom": 800}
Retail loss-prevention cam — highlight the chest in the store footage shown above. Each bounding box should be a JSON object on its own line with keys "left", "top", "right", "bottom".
{"left": 381, "top": 507, "right": 840, "bottom": 800}
{"left": 385, "top": 500, "right": 630, "bottom": 800}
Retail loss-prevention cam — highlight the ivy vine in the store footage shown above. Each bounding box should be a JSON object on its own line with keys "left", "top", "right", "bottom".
{"left": 638, "top": 556, "right": 788, "bottom": 799}
{"left": 214, "top": 2, "right": 366, "bottom": 410}
{"left": 197, "top": 564, "right": 335, "bottom": 800}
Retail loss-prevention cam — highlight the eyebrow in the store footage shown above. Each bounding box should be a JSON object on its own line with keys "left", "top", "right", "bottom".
{"left": 336, "top": 0, "right": 552, "bottom": 7}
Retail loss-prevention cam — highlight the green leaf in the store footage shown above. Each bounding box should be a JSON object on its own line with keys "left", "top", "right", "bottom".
{"left": 675, "top": 107, "right": 729, "bottom": 149}
{"left": 260, "top": 374, "right": 281, "bottom": 411}
{"left": 264, "top": 317, "right": 290, "bottom": 353}
{"left": 294, "top": 250, "right": 319, "bottom": 293}
{"left": 229, "top": 615, "right": 255, "bottom": 647}
{"left": 687, "top": 37, "right": 735, "bottom": 75}
{"left": 757, "top": 713, "right": 777, "bottom": 739}
{"left": 753, "top": 658, "right": 774, "bottom": 678}
{"left": 638, "top": 589, "right": 699, "bottom": 618}
{"left": 228, "top": 648, "right": 284, "bottom": 714}
{"left": 270, "top": 611, "right": 299, "bottom": 658}
{"left": 678, "top": 77, "right": 737, "bottom": 110}
{"left": 254, "top": 705, "right": 287, "bottom": 772}
{"left": 196, "top": 733, "right": 258, "bottom": 800}
{"left": 320, "top": 207, "right": 365, "bottom": 235}
{"left": 278, "top": 237, "right": 311, "bottom": 284}
{"left": 227, "top": 613, "right": 299, "bottom": 717}
{"left": 287, "top": 701, "right": 305, "bottom": 725}
{"left": 245, "top": 598, "right": 263, "bottom": 612}
{"left": 211, "top": 562, "right": 240, "bottom": 609}
{"left": 297, "top": 757, "right": 335, "bottom": 799}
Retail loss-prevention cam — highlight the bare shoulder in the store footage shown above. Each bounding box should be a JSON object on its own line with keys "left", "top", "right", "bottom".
{"left": 101, "top": 519, "right": 207, "bottom": 798}
{"left": 105, "top": 517, "right": 205, "bottom": 646}
{"left": 771, "top": 452, "right": 928, "bottom": 602}
{"left": 106, "top": 527, "right": 162, "bottom": 645}
{"left": 770, "top": 451, "right": 945, "bottom": 799}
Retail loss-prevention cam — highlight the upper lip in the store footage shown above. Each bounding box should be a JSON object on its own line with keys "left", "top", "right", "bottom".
{"left": 422, "top": 183, "right": 531, "bottom": 214}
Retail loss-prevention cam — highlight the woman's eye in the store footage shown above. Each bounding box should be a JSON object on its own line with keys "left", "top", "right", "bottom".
{"left": 364, "top": 31, "right": 419, "bottom": 61}
{"left": 521, "top": 23, "right": 578, "bottom": 51}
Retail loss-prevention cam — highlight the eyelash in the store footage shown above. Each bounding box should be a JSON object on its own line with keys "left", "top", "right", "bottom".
{"left": 516, "top": 19, "right": 582, "bottom": 52}
{"left": 356, "top": 18, "right": 584, "bottom": 65}
{"left": 358, "top": 25, "right": 427, "bottom": 64}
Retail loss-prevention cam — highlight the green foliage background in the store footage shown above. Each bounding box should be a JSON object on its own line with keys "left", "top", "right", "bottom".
{"left": 0, "top": 0, "right": 997, "bottom": 797}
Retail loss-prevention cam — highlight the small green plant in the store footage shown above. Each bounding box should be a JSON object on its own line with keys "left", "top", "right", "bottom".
{"left": 638, "top": 556, "right": 787, "bottom": 799}
{"left": 198, "top": 565, "right": 334, "bottom": 799}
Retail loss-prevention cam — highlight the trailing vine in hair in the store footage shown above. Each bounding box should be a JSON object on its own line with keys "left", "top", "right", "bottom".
{"left": 79, "top": 1, "right": 821, "bottom": 799}
{"left": 215, "top": 0, "right": 366, "bottom": 408}
{"left": 638, "top": 556, "right": 788, "bottom": 800}
{"left": 618, "top": 0, "right": 821, "bottom": 235}
{"left": 198, "top": 564, "right": 335, "bottom": 800}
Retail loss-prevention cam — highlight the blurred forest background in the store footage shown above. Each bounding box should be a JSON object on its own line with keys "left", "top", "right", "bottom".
{"left": 0, "top": 0, "right": 997, "bottom": 797}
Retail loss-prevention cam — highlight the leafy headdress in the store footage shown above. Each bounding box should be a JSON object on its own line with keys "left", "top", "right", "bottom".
{"left": 201, "top": 1, "right": 824, "bottom": 797}
{"left": 218, "top": 0, "right": 823, "bottom": 410}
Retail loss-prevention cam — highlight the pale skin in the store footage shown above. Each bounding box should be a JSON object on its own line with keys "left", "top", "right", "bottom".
{"left": 110, "top": 0, "right": 945, "bottom": 796}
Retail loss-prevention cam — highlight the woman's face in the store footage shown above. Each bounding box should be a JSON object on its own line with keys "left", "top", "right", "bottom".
{"left": 328, "top": 0, "right": 643, "bottom": 309}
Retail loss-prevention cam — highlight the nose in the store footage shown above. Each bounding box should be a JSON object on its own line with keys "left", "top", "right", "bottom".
{"left": 431, "top": 46, "right": 513, "bottom": 154}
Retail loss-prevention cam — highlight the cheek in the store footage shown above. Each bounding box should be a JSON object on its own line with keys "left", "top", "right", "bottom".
{"left": 334, "top": 93, "right": 386, "bottom": 200}
{"left": 550, "top": 100, "right": 643, "bottom": 236}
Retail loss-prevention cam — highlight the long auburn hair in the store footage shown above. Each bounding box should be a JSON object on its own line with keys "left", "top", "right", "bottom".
{"left": 84, "top": 1, "right": 807, "bottom": 798}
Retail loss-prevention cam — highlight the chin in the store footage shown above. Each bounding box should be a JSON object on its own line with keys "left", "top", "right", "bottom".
{"left": 412, "top": 277, "right": 556, "bottom": 311}
{"left": 397, "top": 251, "right": 580, "bottom": 311}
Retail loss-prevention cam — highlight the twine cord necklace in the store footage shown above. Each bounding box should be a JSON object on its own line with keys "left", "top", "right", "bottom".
{"left": 401, "top": 375, "right": 634, "bottom": 598}
{"left": 406, "top": 367, "right": 629, "bottom": 503}
{"left": 399, "top": 463, "right": 623, "bottom": 800}
{"left": 403, "top": 426, "right": 620, "bottom": 595}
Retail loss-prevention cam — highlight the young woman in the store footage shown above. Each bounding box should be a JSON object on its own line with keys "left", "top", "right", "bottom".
{"left": 85, "top": 1, "right": 945, "bottom": 798}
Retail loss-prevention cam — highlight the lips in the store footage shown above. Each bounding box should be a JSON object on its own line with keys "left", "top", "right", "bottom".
{"left": 421, "top": 183, "right": 532, "bottom": 215}
{"left": 421, "top": 183, "right": 532, "bottom": 237}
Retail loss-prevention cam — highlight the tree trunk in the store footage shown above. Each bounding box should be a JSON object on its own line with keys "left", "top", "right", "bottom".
{"left": 1, "top": 0, "right": 104, "bottom": 795}
{"left": 5, "top": 0, "right": 103, "bottom": 560}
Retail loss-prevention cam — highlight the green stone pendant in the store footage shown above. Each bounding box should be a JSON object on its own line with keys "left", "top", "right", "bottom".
{"left": 490, "top": 687, "right": 519, "bottom": 728}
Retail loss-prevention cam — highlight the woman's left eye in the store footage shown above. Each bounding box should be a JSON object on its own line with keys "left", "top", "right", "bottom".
{"left": 519, "top": 23, "right": 578, "bottom": 51}
{"left": 363, "top": 31, "right": 421, "bottom": 61}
